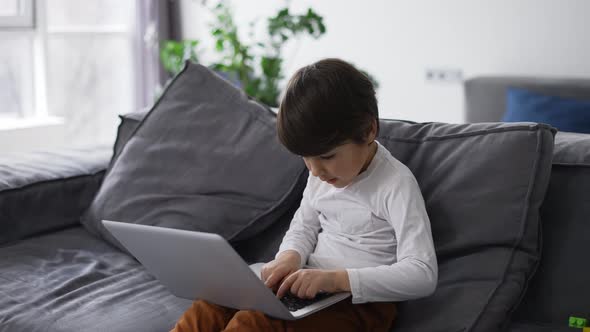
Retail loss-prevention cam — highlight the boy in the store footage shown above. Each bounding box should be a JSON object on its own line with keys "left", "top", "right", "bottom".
{"left": 172, "top": 58, "right": 438, "bottom": 331}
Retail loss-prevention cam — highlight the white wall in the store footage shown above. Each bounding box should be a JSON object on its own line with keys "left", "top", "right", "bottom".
{"left": 179, "top": 0, "right": 590, "bottom": 123}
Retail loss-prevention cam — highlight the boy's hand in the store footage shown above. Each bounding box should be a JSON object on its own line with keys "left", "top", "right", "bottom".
{"left": 276, "top": 269, "right": 350, "bottom": 299}
{"left": 261, "top": 250, "right": 301, "bottom": 292}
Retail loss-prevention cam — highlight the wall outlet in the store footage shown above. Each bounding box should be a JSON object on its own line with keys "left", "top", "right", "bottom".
{"left": 425, "top": 68, "right": 463, "bottom": 83}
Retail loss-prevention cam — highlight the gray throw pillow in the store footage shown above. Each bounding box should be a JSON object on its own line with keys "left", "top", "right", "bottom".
{"left": 377, "top": 120, "right": 555, "bottom": 332}
{"left": 82, "top": 61, "right": 307, "bottom": 250}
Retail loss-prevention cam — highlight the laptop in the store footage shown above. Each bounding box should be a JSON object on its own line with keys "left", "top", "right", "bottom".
{"left": 101, "top": 220, "right": 351, "bottom": 320}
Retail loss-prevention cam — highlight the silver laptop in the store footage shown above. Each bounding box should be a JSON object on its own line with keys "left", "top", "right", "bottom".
{"left": 101, "top": 220, "right": 350, "bottom": 320}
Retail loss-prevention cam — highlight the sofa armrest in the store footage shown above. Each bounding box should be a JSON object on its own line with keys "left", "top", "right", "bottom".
{"left": 0, "top": 145, "right": 112, "bottom": 245}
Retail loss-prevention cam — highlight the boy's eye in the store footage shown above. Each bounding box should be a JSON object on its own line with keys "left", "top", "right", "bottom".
{"left": 320, "top": 154, "right": 335, "bottom": 160}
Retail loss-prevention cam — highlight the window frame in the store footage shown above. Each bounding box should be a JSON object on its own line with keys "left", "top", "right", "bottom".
{"left": 1, "top": 0, "right": 152, "bottom": 125}
{"left": 0, "top": 0, "right": 35, "bottom": 29}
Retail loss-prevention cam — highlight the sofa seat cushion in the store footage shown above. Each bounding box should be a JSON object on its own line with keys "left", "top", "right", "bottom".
{"left": 0, "top": 226, "right": 191, "bottom": 332}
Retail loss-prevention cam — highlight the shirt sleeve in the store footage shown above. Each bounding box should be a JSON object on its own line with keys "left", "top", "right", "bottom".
{"left": 346, "top": 175, "right": 438, "bottom": 303}
{"left": 276, "top": 175, "right": 322, "bottom": 268}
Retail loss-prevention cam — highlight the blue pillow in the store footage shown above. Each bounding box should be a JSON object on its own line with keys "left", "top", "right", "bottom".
{"left": 503, "top": 87, "right": 590, "bottom": 134}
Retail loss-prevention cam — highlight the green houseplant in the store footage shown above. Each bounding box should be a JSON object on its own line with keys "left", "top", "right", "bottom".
{"left": 160, "top": 1, "right": 377, "bottom": 107}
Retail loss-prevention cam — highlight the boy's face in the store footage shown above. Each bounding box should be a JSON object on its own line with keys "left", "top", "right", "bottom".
{"left": 302, "top": 140, "right": 377, "bottom": 188}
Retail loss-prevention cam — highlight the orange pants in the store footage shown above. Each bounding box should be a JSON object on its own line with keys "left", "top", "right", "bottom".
{"left": 170, "top": 298, "right": 396, "bottom": 332}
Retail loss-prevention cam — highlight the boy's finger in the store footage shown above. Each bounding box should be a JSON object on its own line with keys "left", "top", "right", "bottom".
{"left": 290, "top": 273, "right": 306, "bottom": 297}
{"left": 266, "top": 270, "right": 289, "bottom": 289}
{"left": 264, "top": 272, "right": 279, "bottom": 288}
{"left": 277, "top": 273, "right": 296, "bottom": 298}
{"left": 260, "top": 268, "right": 269, "bottom": 281}
{"left": 272, "top": 276, "right": 287, "bottom": 293}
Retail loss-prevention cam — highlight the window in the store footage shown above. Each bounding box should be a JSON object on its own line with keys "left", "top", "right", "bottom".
{"left": 0, "top": 0, "right": 151, "bottom": 147}
{"left": 0, "top": 0, "right": 34, "bottom": 28}
{"left": 0, "top": 0, "right": 35, "bottom": 118}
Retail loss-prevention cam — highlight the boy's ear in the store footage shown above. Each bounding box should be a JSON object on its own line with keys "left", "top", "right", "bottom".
{"left": 367, "top": 119, "right": 378, "bottom": 144}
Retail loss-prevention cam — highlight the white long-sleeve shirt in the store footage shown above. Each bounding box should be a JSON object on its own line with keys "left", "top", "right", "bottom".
{"left": 276, "top": 140, "right": 438, "bottom": 304}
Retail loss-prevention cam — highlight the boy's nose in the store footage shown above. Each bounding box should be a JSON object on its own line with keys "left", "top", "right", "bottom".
{"left": 306, "top": 160, "right": 324, "bottom": 178}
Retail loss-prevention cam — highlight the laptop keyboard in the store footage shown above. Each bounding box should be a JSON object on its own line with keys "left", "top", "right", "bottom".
{"left": 279, "top": 292, "right": 332, "bottom": 311}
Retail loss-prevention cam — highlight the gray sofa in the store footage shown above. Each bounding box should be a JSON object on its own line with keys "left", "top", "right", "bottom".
{"left": 1, "top": 69, "right": 588, "bottom": 332}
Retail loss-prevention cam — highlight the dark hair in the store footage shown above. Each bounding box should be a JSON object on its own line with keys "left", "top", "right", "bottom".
{"left": 277, "top": 58, "right": 378, "bottom": 157}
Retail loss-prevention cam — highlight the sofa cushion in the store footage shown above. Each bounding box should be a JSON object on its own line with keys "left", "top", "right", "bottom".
{"left": 108, "top": 88, "right": 308, "bottom": 264}
{"left": 376, "top": 121, "right": 555, "bottom": 332}
{"left": 0, "top": 146, "right": 111, "bottom": 245}
{"left": 233, "top": 192, "right": 303, "bottom": 264}
{"left": 82, "top": 61, "right": 307, "bottom": 251}
{"left": 511, "top": 132, "right": 590, "bottom": 327}
{"left": 0, "top": 226, "right": 191, "bottom": 332}
{"left": 112, "top": 110, "right": 148, "bottom": 162}
{"left": 110, "top": 111, "right": 311, "bottom": 265}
